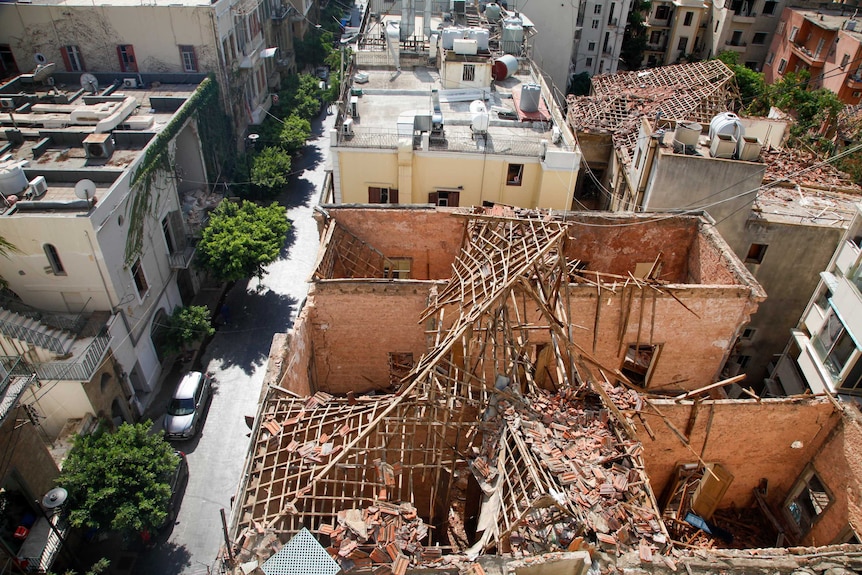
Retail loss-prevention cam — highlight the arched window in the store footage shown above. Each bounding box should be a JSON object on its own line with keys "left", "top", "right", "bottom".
{"left": 43, "top": 244, "right": 66, "bottom": 276}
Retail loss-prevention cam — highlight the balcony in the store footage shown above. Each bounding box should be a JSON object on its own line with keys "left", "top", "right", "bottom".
{"left": 790, "top": 42, "right": 826, "bottom": 65}
{"left": 731, "top": 11, "right": 756, "bottom": 23}
{"left": 169, "top": 243, "right": 197, "bottom": 269}
{"left": 723, "top": 39, "right": 747, "bottom": 52}
{"left": 607, "top": 17, "right": 619, "bottom": 27}
{"left": 847, "top": 73, "right": 862, "bottom": 89}
{"left": 272, "top": 3, "right": 289, "bottom": 20}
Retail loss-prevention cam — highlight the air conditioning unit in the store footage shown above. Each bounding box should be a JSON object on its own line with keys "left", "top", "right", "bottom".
{"left": 0, "top": 98, "right": 15, "bottom": 110}
{"left": 27, "top": 176, "right": 48, "bottom": 199}
{"left": 83, "top": 133, "right": 115, "bottom": 160}
{"left": 123, "top": 78, "right": 138, "bottom": 89}
{"left": 341, "top": 118, "right": 354, "bottom": 136}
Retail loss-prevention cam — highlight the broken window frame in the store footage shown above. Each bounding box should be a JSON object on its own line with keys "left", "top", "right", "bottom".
{"left": 506, "top": 164, "right": 524, "bottom": 186}
{"left": 745, "top": 243, "right": 768, "bottom": 264}
{"left": 620, "top": 343, "right": 662, "bottom": 387}
{"left": 383, "top": 257, "right": 412, "bottom": 279}
{"left": 812, "top": 309, "right": 858, "bottom": 383}
{"left": 783, "top": 464, "right": 833, "bottom": 537}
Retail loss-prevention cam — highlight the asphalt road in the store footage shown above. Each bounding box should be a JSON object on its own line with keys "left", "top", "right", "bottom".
{"left": 133, "top": 110, "right": 335, "bottom": 575}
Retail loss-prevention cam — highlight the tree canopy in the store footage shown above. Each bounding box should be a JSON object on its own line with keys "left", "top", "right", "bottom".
{"left": 619, "top": 0, "right": 650, "bottom": 71}
{"left": 279, "top": 115, "right": 312, "bottom": 155}
{"left": 252, "top": 146, "right": 293, "bottom": 196}
{"left": 196, "top": 200, "right": 290, "bottom": 282}
{"left": 163, "top": 305, "right": 214, "bottom": 353}
{"left": 58, "top": 422, "right": 178, "bottom": 536}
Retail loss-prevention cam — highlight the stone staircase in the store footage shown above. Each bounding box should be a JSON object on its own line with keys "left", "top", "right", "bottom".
{"left": 0, "top": 308, "right": 75, "bottom": 355}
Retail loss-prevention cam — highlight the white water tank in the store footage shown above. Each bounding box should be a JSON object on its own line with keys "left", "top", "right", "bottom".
{"left": 502, "top": 19, "right": 524, "bottom": 54}
{"left": 470, "top": 100, "right": 490, "bottom": 133}
{"left": 484, "top": 2, "right": 502, "bottom": 22}
{"left": 0, "top": 160, "right": 28, "bottom": 197}
{"left": 466, "top": 27, "right": 490, "bottom": 51}
{"left": 672, "top": 121, "right": 701, "bottom": 154}
{"left": 453, "top": 38, "right": 478, "bottom": 55}
{"left": 709, "top": 112, "right": 744, "bottom": 144}
{"left": 442, "top": 27, "right": 462, "bottom": 50}
{"left": 520, "top": 84, "right": 541, "bottom": 113}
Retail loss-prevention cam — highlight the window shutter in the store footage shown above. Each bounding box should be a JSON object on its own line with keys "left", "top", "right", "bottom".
{"left": 191, "top": 46, "right": 198, "bottom": 71}
{"left": 368, "top": 187, "right": 381, "bottom": 203}
{"left": 449, "top": 191, "right": 460, "bottom": 207}
{"left": 428, "top": 192, "right": 438, "bottom": 205}
{"left": 117, "top": 45, "right": 125, "bottom": 71}
{"left": 60, "top": 47, "right": 72, "bottom": 72}
{"left": 390, "top": 189, "right": 399, "bottom": 203}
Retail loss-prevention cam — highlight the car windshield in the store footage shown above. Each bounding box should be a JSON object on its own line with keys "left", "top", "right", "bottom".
{"left": 168, "top": 398, "right": 195, "bottom": 416}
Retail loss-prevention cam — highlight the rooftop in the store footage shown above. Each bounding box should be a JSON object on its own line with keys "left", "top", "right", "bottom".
{"left": 0, "top": 72, "right": 203, "bottom": 215}
{"left": 794, "top": 9, "right": 862, "bottom": 41}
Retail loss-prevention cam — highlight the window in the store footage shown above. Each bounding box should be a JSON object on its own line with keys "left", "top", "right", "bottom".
{"left": 0, "top": 44, "right": 18, "bottom": 78}
{"left": 649, "top": 31, "right": 661, "bottom": 44}
{"left": 383, "top": 258, "right": 412, "bottom": 279}
{"left": 677, "top": 37, "right": 688, "bottom": 52}
{"left": 766, "top": 52, "right": 775, "bottom": 65}
{"left": 506, "top": 163, "right": 524, "bottom": 185}
{"left": 741, "top": 327, "right": 756, "bottom": 340}
{"left": 368, "top": 187, "right": 399, "bottom": 204}
{"left": 854, "top": 91, "right": 862, "bottom": 99}
{"left": 783, "top": 465, "right": 833, "bottom": 536}
{"left": 594, "top": 3, "right": 602, "bottom": 13}
{"left": 586, "top": 57, "right": 593, "bottom": 66}
{"left": 752, "top": 32, "right": 767, "bottom": 45}
{"left": 592, "top": 19, "right": 599, "bottom": 28}
{"left": 162, "top": 216, "right": 176, "bottom": 254}
{"left": 683, "top": 11, "right": 693, "bottom": 26}
{"left": 763, "top": 0, "right": 777, "bottom": 15}
{"left": 117, "top": 44, "right": 137, "bottom": 72}
{"left": 179, "top": 45, "right": 198, "bottom": 72}
{"left": 842, "top": 54, "right": 851, "bottom": 69}
{"left": 777, "top": 21, "right": 785, "bottom": 35}
{"left": 789, "top": 26, "right": 799, "bottom": 42}
{"left": 428, "top": 191, "right": 460, "bottom": 207}
{"left": 655, "top": 5, "right": 670, "bottom": 19}
{"left": 130, "top": 258, "right": 149, "bottom": 298}
{"left": 43, "top": 244, "right": 66, "bottom": 276}
{"left": 814, "top": 38, "right": 825, "bottom": 58}
{"left": 812, "top": 310, "right": 857, "bottom": 382}
{"left": 745, "top": 243, "right": 768, "bottom": 263}
{"left": 733, "top": 354, "right": 751, "bottom": 369}
{"left": 745, "top": 61, "right": 759, "bottom": 70}
{"left": 621, "top": 344, "right": 661, "bottom": 387}
{"left": 588, "top": 42, "right": 596, "bottom": 51}
{"left": 730, "top": 30, "right": 743, "bottom": 46}
{"left": 462, "top": 64, "right": 475, "bottom": 82}
{"left": 777, "top": 58, "right": 787, "bottom": 73}
{"left": 61, "top": 45, "right": 85, "bottom": 72}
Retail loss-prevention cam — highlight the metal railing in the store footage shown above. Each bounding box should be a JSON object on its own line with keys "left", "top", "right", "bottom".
{"left": 0, "top": 315, "right": 69, "bottom": 355}
{"left": 0, "top": 292, "right": 87, "bottom": 333}
{"left": 34, "top": 329, "right": 110, "bottom": 381}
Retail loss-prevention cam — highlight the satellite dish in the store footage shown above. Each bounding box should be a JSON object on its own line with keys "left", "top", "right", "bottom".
{"left": 74, "top": 179, "right": 96, "bottom": 201}
{"left": 34, "top": 53, "right": 47, "bottom": 65}
{"left": 31, "top": 62, "right": 56, "bottom": 83}
{"left": 80, "top": 73, "right": 99, "bottom": 94}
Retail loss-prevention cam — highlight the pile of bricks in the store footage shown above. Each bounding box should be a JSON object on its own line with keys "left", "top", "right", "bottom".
{"left": 319, "top": 501, "right": 431, "bottom": 574}
{"left": 479, "top": 386, "right": 665, "bottom": 558}
{"left": 762, "top": 147, "right": 861, "bottom": 190}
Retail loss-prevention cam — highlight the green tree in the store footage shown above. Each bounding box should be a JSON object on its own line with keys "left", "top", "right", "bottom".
{"left": 715, "top": 51, "right": 769, "bottom": 115}
{"left": 620, "top": 0, "right": 650, "bottom": 70}
{"left": 163, "top": 305, "right": 214, "bottom": 354}
{"left": 196, "top": 200, "right": 290, "bottom": 282}
{"left": 279, "top": 115, "right": 312, "bottom": 155}
{"left": 49, "top": 558, "right": 110, "bottom": 575}
{"left": 769, "top": 70, "right": 844, "bottom": 141}
{"left": 58, "top": 423, "right": 178, "bottom": 536}
{"left": 295, "top": 28, "right": 335, "bottom": 69}
{"left": 252, "top": 147, "right": 293, "bottom": 196}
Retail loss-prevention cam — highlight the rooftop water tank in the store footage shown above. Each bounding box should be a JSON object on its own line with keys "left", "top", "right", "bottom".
{"left": 672, "top": 121, "right": 701, "bottom": 154}
{"left": 502, "top": 19, "right": 524, "bottom": 54}
{"left": 0, "top": 160, "right": 28, "bottom": 197}
{"left": 484, "top": 2, "right": 502, "bottom": 22}
{"left": 442, "top": 27, "right": 462, "bottom": 50}
{"left": 492, "top": 54, "right": 518, "bottom": 80}
{"left": 520, "top": 84, "right": 541, "bottom": 113}
{"left": 453, "top": 38, "right": 479, "bottom": 55}
{"left": 466, "top": 27, "right": 490, "bottom": 51}
{"left": 709, "top": 112, "right": 744, "bottom": 144}
{"left": 470, "top": 100, "right": 490, "bottom": 133}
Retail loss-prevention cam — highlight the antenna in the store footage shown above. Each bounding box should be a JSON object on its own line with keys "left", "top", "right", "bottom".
{"left": 80, "top": 73, "right": 99, "bottom": 94}
{"left": 74, "top": 179, "right": 96, "bottom": 205}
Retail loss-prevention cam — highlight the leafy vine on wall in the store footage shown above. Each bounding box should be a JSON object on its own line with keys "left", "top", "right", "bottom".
{"left": 124, "top": 76, "right": 232, "bottom": 266}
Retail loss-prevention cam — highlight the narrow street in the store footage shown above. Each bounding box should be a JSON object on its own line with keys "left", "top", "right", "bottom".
{"left": 133, "top": 111, "right": 335, "bottom": 575}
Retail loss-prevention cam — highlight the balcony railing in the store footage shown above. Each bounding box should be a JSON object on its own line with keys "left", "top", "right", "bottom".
{"left": 34, "top": 329, "right": 110, "bottom": 382}
{"left": 724, "top": 39, "right": 748, "bottom": 47}
{"left": 169, "top": 243, "right": 197, "bottom": 269}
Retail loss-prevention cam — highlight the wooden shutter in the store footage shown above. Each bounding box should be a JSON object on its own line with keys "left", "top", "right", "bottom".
{"left": 691, "top": 463, "right": 734, "bottom": 519}
{"left": 448, "top": 191, "right": 460, "bottom": 207}
{"left": 428, "top": 192, "right": 438, "bottom": 205}
{"left": 390, "top": 189, "right": 399, "bottom": 203}
{"left": 60, "top": 47, "right": 72, "bottom": 72}
{"left": 368, "top": 187, "right": 381, "bottom": 203}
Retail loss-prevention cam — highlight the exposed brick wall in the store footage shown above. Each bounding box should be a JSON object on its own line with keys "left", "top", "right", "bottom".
{"left": 638, "top": 398, "right": 838, "bottom": 515}
{"left": 0, "top": 411, "right": 59, "bottom": 498}
{"left": 308, "top": 281, "right": 436, "bottom": 394}
{"left": 806, "top": 409, "right": 862, "bottom": 546}
{"left": 321, "top": 208, "right": 464, "bottom": 280}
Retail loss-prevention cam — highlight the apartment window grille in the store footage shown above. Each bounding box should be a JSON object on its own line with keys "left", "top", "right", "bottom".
{"left": 588, "top": 42, "right": 596, "bottom": 51}
{"left": 594, "top": 4, "right": 601, "bottom": 13}
{"left": 462, "top": 64, "right": 475, "bottom": 82}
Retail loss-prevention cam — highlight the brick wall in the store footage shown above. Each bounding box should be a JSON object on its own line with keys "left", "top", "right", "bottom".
{"left": 638, "top": 398, "right": 838, "bottom": 514}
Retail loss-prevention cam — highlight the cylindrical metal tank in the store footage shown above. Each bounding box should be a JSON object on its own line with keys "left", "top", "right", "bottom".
{"left": 492, "top": 54, "right": 518, "bottom": 80}
{"left": 519, "top": 84, "right": 541, "bottom": 113}
{"left": 470, "top": 100, "right": 490, "bottom": 133}
{"left": 442, "top": 27, "right": 462, "bottom": 50}
{"left": 0, "top": 161, "right": 28, "bottom": 197}
{"left": 484, "top": 2, "right": 502, "bottom": 22}
{"left": 502, "top": 19, "right": 524, "bottom": 54}
{"left": 709, "top": 112, "right": 744, "bottom": 143}
{"left": 466, "top": 27, "right": 490, "bottom": 51}
{"left": 673, "top": 121, "right": 701, "bottom": 152}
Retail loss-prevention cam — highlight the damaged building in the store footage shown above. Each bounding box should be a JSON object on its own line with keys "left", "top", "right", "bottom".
{"left": 222, "top": 206, "right": 862, "bottom": 574}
